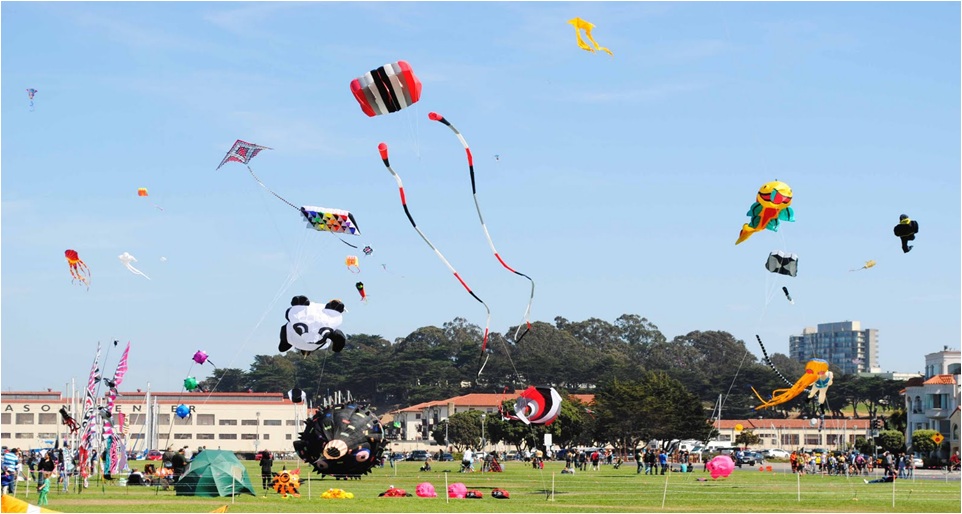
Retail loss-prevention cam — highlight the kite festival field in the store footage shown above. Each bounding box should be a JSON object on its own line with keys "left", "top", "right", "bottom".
{"left": 14, "top": 459, "right": 961, "bottom": 513}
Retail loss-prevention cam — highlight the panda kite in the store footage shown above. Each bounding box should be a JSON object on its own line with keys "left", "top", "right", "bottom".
{"left": 279, "top": 296, "right": 347, "bottom": 356}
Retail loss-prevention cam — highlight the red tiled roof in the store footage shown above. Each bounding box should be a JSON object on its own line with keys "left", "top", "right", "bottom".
{"left": 922, "top": 374, "right": 956, "bottom": 386}
{"left": 715, "top": 419, "right": 867, "bottom": 430}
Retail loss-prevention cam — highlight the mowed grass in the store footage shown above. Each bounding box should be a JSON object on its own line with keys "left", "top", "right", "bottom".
{"left": 23, "top": 459, "right": 962, "bottom": 513}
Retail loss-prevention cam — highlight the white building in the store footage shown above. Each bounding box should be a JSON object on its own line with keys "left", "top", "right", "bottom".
{"left": 789, "top": 321, "right": 879, "bottom": 375}
{"left": 903, "top": 346, "right": 961, "bottom": 457}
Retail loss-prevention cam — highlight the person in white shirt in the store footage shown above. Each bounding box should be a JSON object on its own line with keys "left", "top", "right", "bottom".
{"left": 461, "top": 448, "right": 474, "bottom": 472}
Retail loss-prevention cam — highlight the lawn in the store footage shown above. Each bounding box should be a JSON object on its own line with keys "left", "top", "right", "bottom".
{"left": 13, "top": 459, "right": 961, "bottom": 513}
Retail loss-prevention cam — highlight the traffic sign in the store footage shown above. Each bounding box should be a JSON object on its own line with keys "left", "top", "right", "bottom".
{"left": 932, "top": 433, "right": 944, "bottom": 445}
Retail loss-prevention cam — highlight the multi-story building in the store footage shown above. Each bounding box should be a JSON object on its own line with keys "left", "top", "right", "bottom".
{"left": 0, "top": 390, "right": 307, "bottom": 455}
{"left": 789, "top": 321, "right": 879, "bottom": 375}
{"left": 903, "top": 346, "right": 961, "bottom": 458}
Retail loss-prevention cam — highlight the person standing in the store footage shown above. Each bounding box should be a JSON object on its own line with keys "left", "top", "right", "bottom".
{"left": 36, "top": 474, "right": 50, "bottom": 506}
{"left": 258, "top": 450, "right": 274, "bottom": 490}
{"left": 170, "top": 448, "right": 188, "bottom": 482}
{"left": 658, "top": 450, "right": 668, "bottom": 475}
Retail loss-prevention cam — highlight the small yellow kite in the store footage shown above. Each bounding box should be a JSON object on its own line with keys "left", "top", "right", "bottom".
{"left": 850, "top": 260, "right": 876, "bottom": 272}
{"left": 567, "top": 17, "right": 613, "bottom": 56}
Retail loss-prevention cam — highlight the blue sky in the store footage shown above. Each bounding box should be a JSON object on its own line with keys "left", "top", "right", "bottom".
{"left": 2, "top": 1, "right": 959, "bottom": 393}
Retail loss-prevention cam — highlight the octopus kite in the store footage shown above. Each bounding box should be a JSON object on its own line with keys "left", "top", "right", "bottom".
{"left": 752, "top": 337, "right": 833, "bottom": 415}
{"left": 64, "top": 249, "right": 91, "bottom": 289}
{"left": 567, "top": 17, "right": 613, "bottom": 56}
{"left": 735, "top": 180, "right": 795, "bottom": 245}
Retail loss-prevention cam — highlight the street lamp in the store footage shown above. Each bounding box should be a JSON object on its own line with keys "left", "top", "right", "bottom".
{"left": 480, "top": 413, "right": 486, "bottom": 450}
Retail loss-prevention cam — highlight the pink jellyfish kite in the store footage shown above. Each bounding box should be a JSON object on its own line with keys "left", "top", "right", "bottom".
{"left": 193, "top": 350, "right": 216, "bottom": 368}
{"left": 706, "top": 455, "right": 734, "bottom": 479}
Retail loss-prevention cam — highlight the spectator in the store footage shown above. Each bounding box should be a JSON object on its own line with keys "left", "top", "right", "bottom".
{"left": 127, "top": 467, "right": 148, "bottom": 486}
{"left": 461, "top": 448, "right": 474, "bottom": 473}
{"left": 2, "top": 448, "right": 20, "bottom": 495}
{"left": 36, "top": 474, "right": 50, "bottom": 506}
{"left": 658, "top": 450, "right": 668, "bottom": 475}
{"left": 170, "top": 448, "right": 188, "bottom": 481}
{"left": 258, "top": 450, "right": 274, "bottom": 490}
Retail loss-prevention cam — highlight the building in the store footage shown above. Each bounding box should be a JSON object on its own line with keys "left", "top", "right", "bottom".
{"left": 714, "top": 419, "right": 870, "bottom": 451}
{"left": 789, "top": 321, "right": 879, "bottom": 375}
{"left": 391, "top": 391, "right": 595, "bottom": 443}
{"left": 1, "top": 390, "right": 307, "bottom": 454}
{"left": 903, "top": 346, "right": 962, "bottom": 458}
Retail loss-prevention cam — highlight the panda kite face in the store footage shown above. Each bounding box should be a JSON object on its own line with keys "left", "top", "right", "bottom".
{"left": 279, "top": 296, "right": 346, "bottom": 354}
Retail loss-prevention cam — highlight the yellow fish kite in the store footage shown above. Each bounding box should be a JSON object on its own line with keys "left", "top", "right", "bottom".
{"left": 568, "top": 17, "right": 613, "bottom": 56}
{"left": 850, "top": 260, "right": 876, "bottom": 272}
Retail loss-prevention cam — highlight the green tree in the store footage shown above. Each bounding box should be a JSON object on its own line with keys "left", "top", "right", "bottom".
{"left": 908, "top": 429, "right": 940, "bottom": 454}
{"left": 439, "top": 411, "right": 486, "bottom": 452}
{"left": 876, "top": 429, "right": 905, "bottom": 454}
{"left": 198, "top": 368, "right": 248, "bottom": 392}
{"left": 735, "top": 430, "right": 762, "bottom": 447}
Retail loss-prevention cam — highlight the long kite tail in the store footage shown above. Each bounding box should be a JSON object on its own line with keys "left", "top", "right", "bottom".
{"left": 378, "top": 142, "right": 492, "bottom": 374}
{"left": 428, "top": 112, "right": 535, "bottom": 343}
{"left": 756, "top": 335, "right": 794, "bottom": 386}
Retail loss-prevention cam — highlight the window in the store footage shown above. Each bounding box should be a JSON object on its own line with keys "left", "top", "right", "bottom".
{"left": 219, "top": 419, "right": 237, "bottom": 426}
{"left": 197, "top": 434, "right": 215, "bottom": 440}
{"left": 286, "top": 434, "right": 292, "bottom": 440}
{"left": 0, "top": 414, "right": 9, "bottom": 424}
{"left": 263, "top": 420, "right": 281, "bottom": 426}
{"left": 196, "top": 414, "right": 215, "bottom": 426}
{"left": 174, "top": 416, "right": 192, "bottom": 426}
{"left": 130, "top": 434, "right": 144, "bottom": 440}
{"left": 159, "top": 434, "right": 169, "bottom": 440}
{"left": 158, "top": 415, "right": 171, "bottom": 426}
{"left": 782, "top": 434, "right": 799, "bottom": 446}
{"left": 16, "top": 433, "right": 34, "bottom": 439}
{"left": 128, "top": 414, "right": 146, "bottom": 425}
{"left": 15, "top": 413, "right": 34, "bottom": 425}
{"left": 174, "top": 433, "right": 193, "bottom": 440}
{"left": 38, "top": 413, "right": 58, "bottom": 425}
{"left": 242, "top": 434, "right": 258, "bottom": 440}
{"left": 263, "top": 434, "right": 269, "bottom": 440}
{"left": 36, "top": 433, "right": 56, "bottom": 439}
{"left": 218, "top": 434, "right": 237, "bottom": 440}
{"left": 805, "top": 434, "right": 821, "bottom": 446}
{"left": 286, "top": 420, "right": 297, "bottom": 426}
{"left": 241, "top": 419, "right": 258, "bottom": 426}
{"left": 826, "top": 435, "right": 839, "bottom": 446}
{"left": 1, "top": 433, "right": 9, "bottom": 439}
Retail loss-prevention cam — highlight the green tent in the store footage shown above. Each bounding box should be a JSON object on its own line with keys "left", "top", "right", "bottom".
{"left": 175, "top": 450, "right": 256, "bottom": 497}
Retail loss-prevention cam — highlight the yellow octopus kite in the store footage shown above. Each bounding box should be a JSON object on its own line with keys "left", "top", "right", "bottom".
{"left": 568, "top": 17, "right": 613, "bottom": 56}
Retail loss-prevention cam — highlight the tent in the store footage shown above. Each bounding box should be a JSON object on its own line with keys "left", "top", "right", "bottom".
{"left": 174, "top": 450, "right": 256, "bottom": 497}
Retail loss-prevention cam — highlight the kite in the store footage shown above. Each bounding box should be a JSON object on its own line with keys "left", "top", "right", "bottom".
{"left": 378, "top": 142, "right": 491, "bottom": 374}
{"left": 64, "top": 249, "right": 91, "bottom": 289}
{"left": 288, "top": 388, "right": 305, "bottom": 404}
{"left": 362, "top": 246, "right": 373, "bottom": 256}
{"left": 320, "top": 488, "right": 354, "bottom": 499}
{"left": 567, "top": 17, "right": 613, "bottom": 56}
{"left": 300, "top": 206, "right": 361, "bottom": 248}
{"left": 430, "top": 112, "right": 535, "bottom": 345}
{"left": 59, "top": 407, "right": 80, "bottom": 434}
{"left": 735, "top": 180, "right": 795, "bottom": 245}
{"left": 781, "top": 286, "right": 794, "bottom": 304}
{"left": 355, "top": 282, "right": 366, "bottom": 302}
{"left": 137, "top": 188, "right": 164, "bottom": 211}
{"left": 193, "top": 350, "right": 216, "bottom": 367}
{"left": 345, "top": 255, "right": 361, "bottom": 273}
{"left": 183, "top": 377, "right": 200, "bottom": 392}
{"left": 272, "top": 469, "right": 301, "bottom": 498}
{"left": 752, "top": 356, "right": 833, "bottom": 413}
{"left": 350, "top": 61, "right": 422, "bottom": 117}
{"left": 850, "top": 260, "right": 876, "bottom": 272}
{"left": 765, "top": 251, "right": 798, "bottom": 277}
{"left": 26, "top": 88, "right": 37, "bottom": 110}
{"left": 706, "top": 455, "right": 734, "bottom": 479}
{"left": 118, "top": 252, "right": 150, "bottom": 280}
{"left": 175, "top": 404, "right": 191, "bottom": 419}
{"left": 379, "top": 486, "right": 412, "bottom": 497}
{"left": 293, "top": 402, "right": 387, "bottom": 477}
{"left": 894, "top": 214, "right": 919, "bottom": 253}
{"left": 278, "top": 296, "right": 346, "bottom": 356}
{"left": 501, "top": 386, "right": 562, "bottom": 425}
{"left": 216, "top": 139, "right": 272, "bottom": 170}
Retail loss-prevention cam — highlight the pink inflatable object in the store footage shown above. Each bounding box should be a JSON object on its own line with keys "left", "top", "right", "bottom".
{"left": 415, "top": 482, "right": 437, "bottom": 497}
{"left": 706, "top": 455, "right": 734, "bottom": 479}
{"left": 447, "top": 482, "right": 467, "bottom": 498}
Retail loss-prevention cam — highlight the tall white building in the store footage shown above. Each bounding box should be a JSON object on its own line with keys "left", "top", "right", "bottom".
{"left": 904, "top": 346, "right": 961, "bottom": 458}
{"left": 789, "top": 321, "right": 879, "bottom": 375}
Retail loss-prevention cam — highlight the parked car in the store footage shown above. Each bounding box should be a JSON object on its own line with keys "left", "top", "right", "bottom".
{"left": 734, "top": 451, "right": 756, "bottom": 467}
{"left": 912, "top": 457, "right": 923, "bottom": 468}
{"left": 145, "top": 450, "right": 163, "bottom": 461}
{"left": 406, "top": 450, "right": 429, "bottom": 461}
{"left": 762, "top": 448, "right": 790, "bottom": 459}
{"left": 750, "top": 451, "right": 765, "bottom": 464}
{"left": 440, "top": 452, "right": 454, "bottom": 462}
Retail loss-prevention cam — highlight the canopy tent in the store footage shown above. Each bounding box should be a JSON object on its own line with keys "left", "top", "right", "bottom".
{"left": 174, "top": 450, "right": 256, "bottom": 497}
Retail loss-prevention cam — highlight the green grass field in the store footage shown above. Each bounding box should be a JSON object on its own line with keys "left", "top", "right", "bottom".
{"left": 14, "top": 460, "right": 961, "bottom": 513}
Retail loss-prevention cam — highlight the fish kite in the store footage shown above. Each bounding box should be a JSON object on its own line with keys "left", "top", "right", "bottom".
{"left": 781, "top": 286, "right": 794, "bottom": 304}
{"left": 567, "top": 17, "right": 613, "bottom": 56}
{"left": 64, "top": 249, "right": 91, "bottom": 289}
{"left": 736, "top": 180, "right": 795, "bottom": 245}
{"left": 894, "top": 214, "right": 919, "bottom": 253}
{"left": 765, "top": 250, "right": 798, "bottom": 277}
{"left": 26, "top": 88, "right": 37, "bottom": 110}
{"left": 850, "top": 260, "right": 876, "bottom": 272}
{"left": 355, "top": 281, "right": 366, "bottom": 302}
{"left": 501, "top": 385, "right": 562, "bottom": 425}
{"left": 430, "top": 112, "right": 536, "bottom": 345}
{"left": 351, "top": 61, "right": 422, "bottom": 117}
{"left": 118, "top": 252, "right": 150, "bottom": 280}
{"left": 345, "top": 255, "right": 360, "bottom": 273}
{"left": 378, "top": 142, "right": 491, "bottom": 375}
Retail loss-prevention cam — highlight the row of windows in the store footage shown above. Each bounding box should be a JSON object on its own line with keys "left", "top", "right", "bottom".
{"left": 1, "top": 412, "right": 289, "bottom": 426}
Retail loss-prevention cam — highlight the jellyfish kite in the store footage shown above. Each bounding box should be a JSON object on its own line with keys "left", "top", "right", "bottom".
{"left": 567, "top": 17, "right": 613, "bottom": 56}
{"left": 735, "top": 180, "right": 795, "bottom": 245}
{"left": 345, "top": 255, "right": 360, "bottom": 273}
{"left": 293, "top": 402, "right": 387, "bottom": 477}
{"left": 894, "top": 214, "right": 919, "bottom": 253}
{"left": 350, "top": 61, "right": 422, "bottom": 117}
{"left": 501, "top": 386, "right": 562, "bottom": 425}
{"left": 193, "top": 350, "right": 216, "bottom": 368}
{"left": 355, "top": 282, "right": 366, "bottom": 302}
{"left": 118, "top": 252, "right": 150, "bottom": 280}
{"left": 64, "top": 249, "right": 91, "bottom": 289}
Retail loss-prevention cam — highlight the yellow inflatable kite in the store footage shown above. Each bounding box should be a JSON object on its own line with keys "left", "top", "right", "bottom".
{"left": 567, "top": 17, "right": 613, "bottom": 56}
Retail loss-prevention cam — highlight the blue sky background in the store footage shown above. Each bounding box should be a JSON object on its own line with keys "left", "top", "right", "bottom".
{"left": 2, "top": 1, "right": 959, "bottom": 393}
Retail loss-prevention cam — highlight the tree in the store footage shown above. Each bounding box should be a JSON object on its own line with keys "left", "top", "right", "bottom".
{"left": 735, "top": 430, "right": 762, "bottom": 447}
{"left": 908, "top": 429, "right": 940, "bottom": 454}
{"left": 198, "top": 368, "right": 248, "bottom": 392}
{"left": 876, "top": 429, "right": 905, "bottom": 454}
{"left": 440, "top": 411, "right": 485, "bottom": 452}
